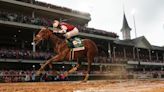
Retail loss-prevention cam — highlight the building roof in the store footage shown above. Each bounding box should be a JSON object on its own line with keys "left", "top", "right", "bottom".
{"left": 152, "top": 45, "right": 164, "bottom": 51}
{"left": 114, "top": 39, "right": 134, "bottom": 46}
{"left": 131, "top": 36, "right": 152, "bottom": 49}
{"left": 114, "top": 36, "right": 164, "bottom": 51}
{"left": 0, "top": 0, "right": 91, "bottom": 26}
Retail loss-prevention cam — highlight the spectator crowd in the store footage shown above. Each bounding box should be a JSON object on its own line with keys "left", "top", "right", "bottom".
{"left": 0, "top": 70, "right": 68, "bottom": 83}
{"left": 0, "top": 47, "right": 112, "bottom": 63}
{"left": 0, "top": 48, "right": 53, "bottom": 60}
{"left": 0, "top": 9, "right": 118, "bottom": 38}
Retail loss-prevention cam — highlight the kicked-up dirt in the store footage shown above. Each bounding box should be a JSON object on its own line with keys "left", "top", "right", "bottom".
{"left": 0, "top": 79, "right": 164, "bottom": 92}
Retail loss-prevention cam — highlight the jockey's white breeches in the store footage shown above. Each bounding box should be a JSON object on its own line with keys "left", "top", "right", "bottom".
{"left": 65, "top": 27, "right": 79, "bottom": 39}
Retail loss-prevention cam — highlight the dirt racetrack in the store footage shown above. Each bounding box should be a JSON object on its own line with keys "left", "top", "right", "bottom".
{"left": 0, "top": 79, "right": 164, "bottom": 92}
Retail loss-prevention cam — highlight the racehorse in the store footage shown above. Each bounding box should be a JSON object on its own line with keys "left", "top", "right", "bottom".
{"left": 33, "top": 27, "right": 98, "bottom": 82}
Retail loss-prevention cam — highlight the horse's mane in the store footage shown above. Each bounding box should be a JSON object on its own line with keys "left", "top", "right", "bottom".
{"left": 53, "top": 33, "right": 66, "bottom": 40}
{"left": 47, "top": 28, "right": 65, "bottom": 40}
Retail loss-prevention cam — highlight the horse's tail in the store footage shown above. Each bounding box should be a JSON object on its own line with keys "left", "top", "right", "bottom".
{"left": 85, "top": 39, "right": 98, "bottom": 57}
{"left": 89, "top": 39, "right": 98, "bottom": 56}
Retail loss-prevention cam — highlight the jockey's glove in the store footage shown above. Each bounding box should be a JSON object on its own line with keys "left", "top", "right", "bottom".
{"left": 53, "top": 30, "right": 58, "bottom": 33}
{"left": 53, "top": 30, "right": 64, "bottom": 34}
{"left": 58, "top": 30, "right": 66, "bottom": 33}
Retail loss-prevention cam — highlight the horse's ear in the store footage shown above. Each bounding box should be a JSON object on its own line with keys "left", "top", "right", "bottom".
{"left": 45, "top": 26, "right": 48, "bottom": 28}
{"left": 41, "top": 27, "right": 47, "bottom": 30}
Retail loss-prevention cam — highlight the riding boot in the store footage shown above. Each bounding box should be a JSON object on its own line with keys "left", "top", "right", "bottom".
{"left": 67, "top": 38, "right": 74, "bottom": 48}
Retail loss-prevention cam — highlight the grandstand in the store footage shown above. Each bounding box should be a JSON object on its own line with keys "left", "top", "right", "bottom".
{"left": 0, "top": 0, "right": 163, "bottom": 82}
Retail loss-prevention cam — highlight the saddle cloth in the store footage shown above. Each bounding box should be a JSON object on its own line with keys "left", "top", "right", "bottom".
{"left": 66, "top": 37, "right": 85, "bottom": 51}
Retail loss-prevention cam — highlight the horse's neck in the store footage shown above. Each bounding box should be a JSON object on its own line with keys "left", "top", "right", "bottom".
{"left": 49, "top": 34, "right": 63, "bottom": 52}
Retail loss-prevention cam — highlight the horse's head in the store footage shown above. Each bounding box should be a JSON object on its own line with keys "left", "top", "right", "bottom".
{"left": 33, "top": 27, "right": 53, "bottom": 45}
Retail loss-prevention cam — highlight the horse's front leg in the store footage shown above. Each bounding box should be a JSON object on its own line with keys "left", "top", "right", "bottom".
{"left": 36, "top": 58, "right": 52, "bottom": 76}
{"left": 36, "top": 55, "right": 63, "bottom": 76}
{"left": 48, "top": 62, "right": 53, "bottom": 70}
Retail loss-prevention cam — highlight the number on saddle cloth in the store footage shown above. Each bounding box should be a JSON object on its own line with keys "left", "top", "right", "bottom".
{"left": 66, "top": 37, "right": 83, "bottom": 48}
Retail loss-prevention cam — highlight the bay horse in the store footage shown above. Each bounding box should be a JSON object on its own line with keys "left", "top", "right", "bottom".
{"left": 33, "top": 27, "right": 98, "bottom": 82}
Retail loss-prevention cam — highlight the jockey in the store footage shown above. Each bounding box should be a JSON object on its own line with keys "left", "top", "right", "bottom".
{"left": 52, "top": 19, "right": 79, "bottom": 41}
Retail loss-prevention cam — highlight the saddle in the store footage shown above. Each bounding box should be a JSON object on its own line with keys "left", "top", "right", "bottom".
{"left": 66, "top": 37, "right": 85, "bottom": 51}
{"left": 66, "top": 37, "right": 85, "bottom": 61}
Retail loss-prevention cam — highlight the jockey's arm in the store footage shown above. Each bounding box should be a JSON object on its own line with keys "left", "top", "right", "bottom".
{"left": 58, "top": 25, "right": 67, "bottom": 33}
{"left": 51, "top": 27, "right": 60, "bottom": 33}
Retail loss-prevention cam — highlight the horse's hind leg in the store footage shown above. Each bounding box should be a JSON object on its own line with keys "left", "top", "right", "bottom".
{"left": 83, "top": 53, "right": 93, "bottom": 82}
{"left": 63, "top": 60, "right": 80, "bottom": 77}
{"left": 37, "top": 55, "right": 62, "bottom": 76}
{"left": 83, "top": 61, "right": 91, "bottom": 82}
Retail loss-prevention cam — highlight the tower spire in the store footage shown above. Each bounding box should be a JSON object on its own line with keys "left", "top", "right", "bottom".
{"left": 120, "top": 3, "right": 131, "bottom": 40}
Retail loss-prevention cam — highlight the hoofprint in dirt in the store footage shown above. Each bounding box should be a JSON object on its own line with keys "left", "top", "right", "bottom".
{"left": 0, "top": 79, "right": 164, "bottom": 92}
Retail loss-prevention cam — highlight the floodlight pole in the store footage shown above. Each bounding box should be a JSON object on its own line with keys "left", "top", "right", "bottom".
{"left": 133, "top": 14, "right": 137, "bottom": 38}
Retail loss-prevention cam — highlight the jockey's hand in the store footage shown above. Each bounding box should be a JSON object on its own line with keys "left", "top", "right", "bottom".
{"left": 58, "top": 30, "right": 66, "bottom": 33}
{"left": 58, "top": 31, "right": 64, "bottom": 33}
{"left": 53, "top": 30, "right": 58, "bottom": 33}
{"left": 63, "top": 34, "right": 69, "bottom": 39}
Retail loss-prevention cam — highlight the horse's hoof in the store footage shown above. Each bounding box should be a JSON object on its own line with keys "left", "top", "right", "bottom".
{"left": 81, "top": 80, "right": 87, "bottom": 83}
